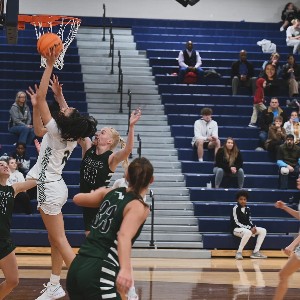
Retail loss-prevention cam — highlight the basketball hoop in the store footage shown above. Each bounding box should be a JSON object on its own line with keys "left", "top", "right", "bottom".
{"left": 18, "top": 15, "right": 81, "bottom": 70}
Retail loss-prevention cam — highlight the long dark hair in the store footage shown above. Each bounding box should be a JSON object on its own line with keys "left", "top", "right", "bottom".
{"left": 127, "top": 157, "right": 154, "bottom": 200}
{"left": 55, "top": 109, "right": 97, "bottom": 141}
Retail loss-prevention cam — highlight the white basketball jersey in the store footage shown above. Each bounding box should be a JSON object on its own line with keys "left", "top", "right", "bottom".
{"left": 27, "top": 118, "right": 77, "bottom": 182}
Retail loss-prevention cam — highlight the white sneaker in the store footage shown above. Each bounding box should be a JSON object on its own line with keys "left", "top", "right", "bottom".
{"left": 235, "top": 252, "right": 243, "bottom": 260}
{"left": 280, "top": 26, "right": 284, "bottom": 31}
{"left": 36, "top": 282, "right": 66, "bottom": 300}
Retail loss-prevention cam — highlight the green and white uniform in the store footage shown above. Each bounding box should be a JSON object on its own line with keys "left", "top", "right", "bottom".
{"left": 0, "top": 185, "right": 16, "bottom": 259}
{"left": 66, "top": 187, "right": 147, "bottom": 299}
{"left": 80, "top": 146, "right": 113, "bottom": 230}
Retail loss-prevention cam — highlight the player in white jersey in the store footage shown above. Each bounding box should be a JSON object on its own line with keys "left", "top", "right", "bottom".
{"left": 26, "top": 50, "right": 97, "bottom": 300}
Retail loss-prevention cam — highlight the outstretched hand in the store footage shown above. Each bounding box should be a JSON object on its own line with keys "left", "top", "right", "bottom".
{"left": 49, "top": 74, "right": 63, "bottom": 96}
{"left": 26, "top": 85, "right": 39, "bottom": 106}
{"left": 274, "top": 200, "right": 286, "bottom": 209}
{"left": 44, "top": 48, "right": 58, "bottom": 66}
{"left": 129, "top": 108, "right": 142, "bottom": 127}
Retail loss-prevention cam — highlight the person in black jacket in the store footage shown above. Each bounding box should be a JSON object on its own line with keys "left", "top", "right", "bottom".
{"left": 257, "top": 98, "right": 288, "bottom": 150}
{"left": 231, "top": 190, "right": 267, "bottom": 260}
{"left": 231, "top": 50, "right": 256, "bottom": 95}
{"left": 177, "top": 40, "right": 204, "bottom": 83}
{"left": 213, "top": 137, "right": 244, "bottom": 188}
{"left": 282, "top": 54, "right": 300, "bottom": 97}
{"left": 280, "top": 2, "right": 299, "bottom": 31}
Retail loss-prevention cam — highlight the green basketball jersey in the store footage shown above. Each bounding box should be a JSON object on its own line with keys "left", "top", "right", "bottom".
{"left": 80, "top": 146, "right": 113, "bottom": 193}
{"left": 0, "top": 185, "right": 15, "bottom": 238}
{"left": 79, "top": 187, "right": 147, "bottom": 261}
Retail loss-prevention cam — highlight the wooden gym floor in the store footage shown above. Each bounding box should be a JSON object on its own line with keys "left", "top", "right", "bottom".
{"left": 2, "top": 250, "right": 300, "bottom": 299}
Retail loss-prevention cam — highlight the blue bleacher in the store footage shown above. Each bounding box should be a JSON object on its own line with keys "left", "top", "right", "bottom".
{"left": 132, "top": 19, "right": 299, "bottom": 250}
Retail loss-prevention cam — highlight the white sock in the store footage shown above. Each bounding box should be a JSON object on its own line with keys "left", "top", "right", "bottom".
{"left": 198, "top": 158, "right": 203, "bottom": 162}
{"left": 280, "top": 26, "right": 284, "bottom": 31}
{"left": 50, "top": 274, "right": 60, "bottom": 286}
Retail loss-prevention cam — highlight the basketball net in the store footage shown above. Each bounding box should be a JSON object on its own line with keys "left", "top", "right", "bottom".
{"left": 18, "top": 15, "right": 81, "bottom": 70}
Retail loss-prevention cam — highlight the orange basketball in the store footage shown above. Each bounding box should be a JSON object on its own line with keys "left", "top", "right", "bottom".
{"left": 37, "top": 33, "right": 63, "bottom": 57}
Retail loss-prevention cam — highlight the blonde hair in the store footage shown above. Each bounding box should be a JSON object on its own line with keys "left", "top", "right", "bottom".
{"left": 292, "top": 19, "right": 299, "bottom": 25}
{"left": 107, "top": 127, "right": 128, "bottom": 168}
{"left": 15, "top": 91, "right": 27, "bottom": 105}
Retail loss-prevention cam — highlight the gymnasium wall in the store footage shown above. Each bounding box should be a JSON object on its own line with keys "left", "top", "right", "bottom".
{"left": 18, "top": 0, "right": 300, "bottom": 23}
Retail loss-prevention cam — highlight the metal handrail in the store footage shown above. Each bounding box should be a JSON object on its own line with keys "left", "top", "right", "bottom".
{"left": 117, "top": 50, "right": 122, "bottom": 92}
{"left": 149, "top": 189, "right": 156, "bottom": 248}
{"left": 119, "top": 69, "right": 123, "bottom": 113}
{"left": 102, "top": 4, "right": 106, "bottom": 41}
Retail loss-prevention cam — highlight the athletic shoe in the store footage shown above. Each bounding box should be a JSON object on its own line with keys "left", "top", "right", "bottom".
{"left": 248, "top": 123, "right": 257, "bottom": 128}
{"left": 280, "top": 26, "right": 284, "bottom": 32}
{"left": 250, "top": 251, "right": 267, "bottom": 259}
{"left": 35, "top": 282, "right": 66, "bottom": 300}
{"left": 255, "top": 147, "right": 264, "bottom": 151}
{"left": 235, "top": 252, "right": 243, "bottom": 260}
{"left": 127, "top": 287, "right": 139, "bottom": 300}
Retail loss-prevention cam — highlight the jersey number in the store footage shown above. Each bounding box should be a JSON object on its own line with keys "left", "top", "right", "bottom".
{"left": 61, "top": 150, "right": 70, "bottom": 165}
{"left": 94, "top": 200, "right": 117, "bottom": 233}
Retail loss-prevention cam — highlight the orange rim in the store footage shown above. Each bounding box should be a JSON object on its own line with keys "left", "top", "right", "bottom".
{"left": 18, "top": 14, "right": 81, "bottom": 30}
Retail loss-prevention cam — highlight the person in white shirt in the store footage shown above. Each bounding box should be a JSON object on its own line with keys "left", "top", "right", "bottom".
{"left": 26, "top": 49, "right": 97, "bottom": 300}
{"left": 286, "top": 19, "right": 300, "bottom": 54}
{"left": 7, "top": 157, "right": 31, "bottom": 214}
{"left": 191, "top": 107, "right": 221, "bottom": 162}
{"left": 177, "top": 40, "right": 204, "bottom": 83}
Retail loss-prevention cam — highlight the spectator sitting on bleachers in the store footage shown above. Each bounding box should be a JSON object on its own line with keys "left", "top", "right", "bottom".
{"left": 231, "top": 190, "right": 267, "bottom": 260}
{"left": 231, "top": 50, "right": 256, "bottom": 96}
{"left": 282, "top": 54, "right": 300, "bottom": 97}
{"left": 7, "top": 157, "right": 31, "bottom": 214}
{"left": 265, "top": 116, "right": 286, "bottom": 160}
{"left": 191, "top": 107, "right": 220, "bottom": 162}
{"left": 260, "top": 63, "right": 281, "bottom": 97}
{"left": 286, "top": 18, "right": 300, "bottom": 54}
{"left": 280, "top": 3, "right": 300, "bottom": 31}
{"left": 283, "top": 110, "right": 300, "bottom": 144}
{"left": 260, "top": 52, "right": 281, "bottom": 78}
{"left": 8, "top": 91, "right": 35, "bottom": 145}
{"left": 277, "top": 133, "right": 300, "bottom": 189}
{"left": 248, "top": 78, "right": 267, "bottom": 128}
{"left": 177, "top": 40, "right": 204, "bottom": 84}
{"left": 257, "top": 97, "right": 288, "bottom": 150}
{"left": 213, "top": 137, "right": 244, "bottom": 189}
{"left": 10, "top": 142, "right": 31, "bottom": 177}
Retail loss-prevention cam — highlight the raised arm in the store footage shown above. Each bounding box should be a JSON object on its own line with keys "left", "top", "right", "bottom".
{"left": 36, "top": 50, "right": 57, "bottom": 126}
{"left": 73, "top": 187, "right": 111, "bottom": 208}
{"left": 49, "top": 74, "right": 68, "bottom": 110}
{"left": 109, "top": 108, "right": 142, "bottom": 171}
{"left": 77, "top": 137, "right": 93, "bottom": 159}
{"left": 26, "top": 85, "right": 47, "bottom": 137}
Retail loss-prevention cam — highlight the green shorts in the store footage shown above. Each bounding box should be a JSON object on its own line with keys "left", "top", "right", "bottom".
{"left": 66, "top": 255, "right": 121, "bottom": 300}
{"left": 0, "top": 238, "right": 16, "bottom": 260}
{"left": 82, "top": 207, "right": 99, "bottom": 231}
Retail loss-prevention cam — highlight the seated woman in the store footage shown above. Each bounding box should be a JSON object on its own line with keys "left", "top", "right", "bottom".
{"left": 213, "top": 137, "right": 244, "bottom": 189}
{"left": 280, "top": 3, "right": 299, "bottom": 31}
{"left": 8, "top": 91, "right": 35, "bottom": 145}
{"left": 283, "top": 110, "right": 300, "bottom": 144}
{"left": 286, "top": 18, "right": 300, "bottom": 54}
{"left": 265, "top": 116, "right": 287, "bottom": 160}
{"left": 260, "top": 52, "right": 281, "bottom": 78}
{"left": 261, "top": 63, "right": 280, "bottom": 97}
{"left": 282, "top": 54, "right": 300, "bottom": 97}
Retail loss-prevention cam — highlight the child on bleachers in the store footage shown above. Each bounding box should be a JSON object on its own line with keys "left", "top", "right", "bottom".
{"left": 10, "top": 142, "right": 30, "bottom": 177}
{"left": 248, "top": 78, "right": 266, "bottom": 128}
{"left": 231, "top": 190, "right": 267, "bottom": 260}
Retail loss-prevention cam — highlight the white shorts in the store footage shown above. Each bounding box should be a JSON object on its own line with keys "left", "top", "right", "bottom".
{"left": 294, "top": 246, "right": 300, "bottom": 259}
{"left": 37, "top": 179, "right": 68, "bottom": 215}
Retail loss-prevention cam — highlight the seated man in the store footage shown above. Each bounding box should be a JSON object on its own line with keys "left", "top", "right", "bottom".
{"left": 231, "top": 190, "right": 267, "bottom": 260}
{"left": 257, "top": 97, "right": 288, "bottom": 150}
{"left": 231, "top": 50, "right": 256, "bottom": 95}
{"left": 277, "top": 134, "right": 300, "bottom": 189}
{"left": 191, "top": 107, "right": 220, "bottom": 162}
{"left": 177, "top": 40, "right": 204, "bottom": 84}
